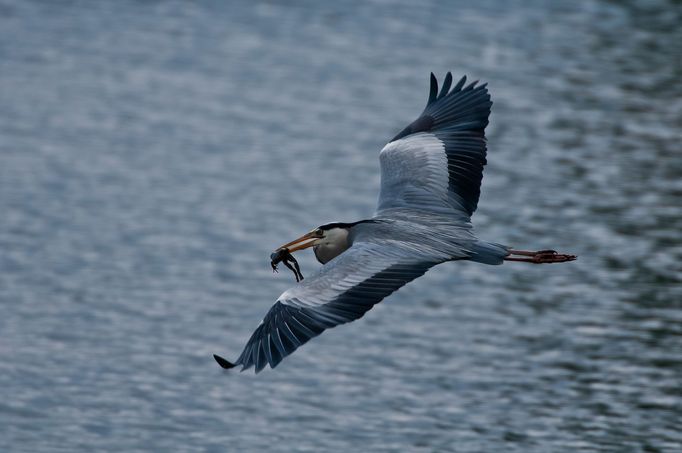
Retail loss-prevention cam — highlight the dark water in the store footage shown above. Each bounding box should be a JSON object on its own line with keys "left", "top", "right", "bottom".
{"left": 1, "top": 1, "right": 680, "bottom": 451}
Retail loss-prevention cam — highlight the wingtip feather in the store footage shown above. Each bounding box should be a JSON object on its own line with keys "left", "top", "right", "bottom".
{"left": 213, "top": 354, "right": 237, "bottom": 369}
{"left": 438, "top": 72, "right": 453, "bottom": 99}
{"left": 428, "top": 73, "right": 438, "bottom": 105}
{"left": 453, "top": 75, "right": 467, "bottom": 92}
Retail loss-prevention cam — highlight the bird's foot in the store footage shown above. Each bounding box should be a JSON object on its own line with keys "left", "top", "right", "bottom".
{"left": 505, "top": 249, "right": 577, "bottom": 264}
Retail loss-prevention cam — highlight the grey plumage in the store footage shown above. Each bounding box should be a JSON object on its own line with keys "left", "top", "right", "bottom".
{"left": 388, "top": 74, "right": 491, "bottom": 216}
{"left": 235, "top": 240, "right": 439, "bottom": 372}
{"left": 217, "top": 73, "right": 510, "bottom": 373}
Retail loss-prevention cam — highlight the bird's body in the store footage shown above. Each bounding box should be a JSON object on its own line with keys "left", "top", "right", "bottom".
{"left": 214, "top": 73, "right": 576, "bottom": 373}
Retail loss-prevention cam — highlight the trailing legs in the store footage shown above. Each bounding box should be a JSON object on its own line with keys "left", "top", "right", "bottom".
{"left": 504, "top": 249, "right": 576, "bottom": 264}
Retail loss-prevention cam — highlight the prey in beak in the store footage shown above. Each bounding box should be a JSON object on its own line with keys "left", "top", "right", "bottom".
{"left": 270, "top": 248, "right": 303, "bottom": 282}
{"left": 270, "top": 229, "right": 323, "bottom": 282}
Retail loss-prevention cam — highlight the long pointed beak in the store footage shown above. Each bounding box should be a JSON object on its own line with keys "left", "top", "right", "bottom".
{"left": 277, "top": 231, "right": 320, "bottom": 253}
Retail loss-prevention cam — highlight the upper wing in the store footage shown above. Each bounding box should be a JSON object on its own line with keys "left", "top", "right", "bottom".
{"left": 217, "top": 242, "right": 442, "bottom": 373}
{"left": 376, "top": 73, "right": 492, "bottom": 218}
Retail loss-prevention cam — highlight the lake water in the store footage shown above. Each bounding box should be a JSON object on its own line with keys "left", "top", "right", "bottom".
{"left": 1, "top": 1, "right": 680, "bottom": 451}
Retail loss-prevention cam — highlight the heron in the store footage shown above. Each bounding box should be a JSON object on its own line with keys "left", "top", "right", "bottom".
{"left": 214, "top": 72, "right": 576, "bottom": 373}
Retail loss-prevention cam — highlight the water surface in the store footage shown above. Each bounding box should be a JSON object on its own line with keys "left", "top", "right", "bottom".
{"left": 1, "top": 1, "right": 680, "bottom": 451}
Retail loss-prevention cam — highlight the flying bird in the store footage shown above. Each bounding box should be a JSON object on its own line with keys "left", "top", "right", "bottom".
{"left": 214, "top": 73, "right": 576, "bottom": 373}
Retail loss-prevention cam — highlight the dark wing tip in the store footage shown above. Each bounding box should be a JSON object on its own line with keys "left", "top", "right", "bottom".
{"left": 428, "top": 73, "right": 438, "bottom": 105}
{"left": 464, "top": 79, "right": 479, "bottom": 91}
{"left": 453, "top": 75, "right": 467, "bottom": 92}
{"left": 213, "top": 354, "right": 237, "bottom": 369}
{"left": 438, "top": 72, "right": 453, "bottom": 99}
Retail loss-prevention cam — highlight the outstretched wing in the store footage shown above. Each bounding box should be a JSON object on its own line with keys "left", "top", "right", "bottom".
{"left": 376, "top": 73, "right": 492, "bottom": 219}
{"left": 214, "top": 242, "right": 441, "bottom": 373}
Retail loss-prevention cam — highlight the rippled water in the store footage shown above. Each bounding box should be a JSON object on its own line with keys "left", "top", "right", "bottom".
{"left": 1, "top": 1, "right": 680, "bottom": 451}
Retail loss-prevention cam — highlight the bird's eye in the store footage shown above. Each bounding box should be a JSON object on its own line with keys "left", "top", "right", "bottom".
{"left": 315, "top": 229, "right": 324, "bottom": 237}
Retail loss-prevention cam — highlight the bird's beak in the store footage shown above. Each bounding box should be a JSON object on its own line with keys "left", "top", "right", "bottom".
{"left": 277, "top": 231, "right": 321, "bottom": 253}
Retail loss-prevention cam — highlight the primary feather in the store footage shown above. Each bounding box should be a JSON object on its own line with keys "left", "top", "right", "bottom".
{"left": 216, "top": 73, "right": 500, "bottom": 373}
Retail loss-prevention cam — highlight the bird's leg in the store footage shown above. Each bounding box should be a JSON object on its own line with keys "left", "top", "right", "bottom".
{"left": 505, "top": 249, "right": 577, "bottom": 264}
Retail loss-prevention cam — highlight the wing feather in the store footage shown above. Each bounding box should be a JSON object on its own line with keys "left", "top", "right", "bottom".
{"left": 377, "top": 73, "right": 492, "bottom": 218}
{"left": 215, "top": 72, "right": 493, "bottom": 373}
{"left": 220, "top": 242, "right": 440, "bottom": 372}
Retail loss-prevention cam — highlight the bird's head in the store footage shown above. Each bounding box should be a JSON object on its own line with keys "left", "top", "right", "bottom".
{"left": 276, "top": 221, "right": 365, "bottom": 264}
